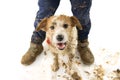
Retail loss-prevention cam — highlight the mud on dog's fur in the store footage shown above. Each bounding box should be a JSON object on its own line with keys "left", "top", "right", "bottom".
{"left": 36, "top": 15, "right": 82, "bottom": 72}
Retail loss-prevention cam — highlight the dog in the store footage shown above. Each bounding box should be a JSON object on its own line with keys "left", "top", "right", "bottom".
{"left": 36, "top": 15, "right": 82, "bottom": 73}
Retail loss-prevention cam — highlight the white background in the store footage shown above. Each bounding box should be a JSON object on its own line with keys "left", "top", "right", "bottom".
{"left": 0, "top": 0, "right": 120, "bottom": 80}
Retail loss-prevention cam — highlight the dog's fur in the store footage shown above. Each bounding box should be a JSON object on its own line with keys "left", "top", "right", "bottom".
{"left": 36, "top": 15, "right": 82, "bottom": 72}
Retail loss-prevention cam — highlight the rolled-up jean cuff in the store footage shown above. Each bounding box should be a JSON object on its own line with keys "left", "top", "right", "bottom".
{"left": 31, "top": 31, "right": 45, "bottom": 44}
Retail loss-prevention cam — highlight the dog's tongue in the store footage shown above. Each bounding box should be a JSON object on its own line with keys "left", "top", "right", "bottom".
{"left": 57, "top": 43, "right": 66, "bottom": 50}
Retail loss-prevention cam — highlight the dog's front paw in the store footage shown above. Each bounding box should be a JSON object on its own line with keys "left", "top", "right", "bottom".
{"left": 51, "top": 62, "right": 59, "bottom": 72}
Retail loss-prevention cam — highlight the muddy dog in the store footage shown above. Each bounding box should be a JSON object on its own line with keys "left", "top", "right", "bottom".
{"left": 36, "top": 15, "right": 82, "bottom": 72}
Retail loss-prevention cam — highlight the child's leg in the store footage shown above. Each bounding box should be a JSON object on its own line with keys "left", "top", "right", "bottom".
{"left": 70, "top": 0, "right": 92, "bottom": 41}
{"left": 70, "top": 0, "right": 94, "bottom": 65}
{"left": 21, "top": 0, "right": 60, "bottom": 65}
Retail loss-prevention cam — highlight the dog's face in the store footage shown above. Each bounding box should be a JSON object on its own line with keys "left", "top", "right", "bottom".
{"left": 36, "top": 15, "right": 82, "bottom": 50}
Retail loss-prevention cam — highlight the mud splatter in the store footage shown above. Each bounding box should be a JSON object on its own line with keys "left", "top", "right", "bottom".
{"left": 93, "top": 65, "right": 104, "bottom": 80}
{"left": 71, "top": 72, "right": 82, "bottom": 80}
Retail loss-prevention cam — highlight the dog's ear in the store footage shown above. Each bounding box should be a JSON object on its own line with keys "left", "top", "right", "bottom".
{"left": 70, "top": 16, "right": 82, "bottom": 30}
{"left": 36, "top": 18, "right": 47, "bottom": 31}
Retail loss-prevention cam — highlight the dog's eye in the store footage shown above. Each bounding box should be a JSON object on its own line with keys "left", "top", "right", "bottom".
{"left": 63, "top": 24, "right": 68, "bottom": 29}
{"left": 50, "top": 26, "right": 54, "bottom": 30}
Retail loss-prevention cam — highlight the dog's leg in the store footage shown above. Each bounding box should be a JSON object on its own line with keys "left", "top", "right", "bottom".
{"left": 68, "top": 53, "right": 74, "bottom": 62}
{"left": 51, "top": 53, "right": 59, "bottom": 72}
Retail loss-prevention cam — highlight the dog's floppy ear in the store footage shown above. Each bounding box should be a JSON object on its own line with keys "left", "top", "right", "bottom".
{"left": 36, "top": 18, "right": 47, "bottom": 31}
{"left": 70, "top": 16, "right": 82, "bottom": 30}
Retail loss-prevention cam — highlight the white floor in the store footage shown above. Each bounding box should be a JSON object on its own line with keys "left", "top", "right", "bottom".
{"left": 0, "top": 0, "right": 120, "bottom": 80}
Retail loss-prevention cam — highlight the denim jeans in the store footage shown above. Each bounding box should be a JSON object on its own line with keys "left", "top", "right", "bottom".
{"left": 32, "top": 0, "right": 92, "bottom": 43}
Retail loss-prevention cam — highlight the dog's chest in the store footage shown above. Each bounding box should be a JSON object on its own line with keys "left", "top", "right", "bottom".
{"left": 58, "top": 53, "right": 71, "bottom": 64}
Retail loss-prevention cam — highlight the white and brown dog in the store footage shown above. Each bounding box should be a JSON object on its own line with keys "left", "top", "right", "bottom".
{"left": 36, "top": 15, "right": 82, "bottom": 73}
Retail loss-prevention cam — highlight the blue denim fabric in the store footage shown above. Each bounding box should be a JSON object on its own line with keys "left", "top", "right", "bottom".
{"left": 70, "top": 0, "right": 92, "bottom": 41}
{"left": 34, "top": 0, "right": 60, "bottom": 28}
{"left": 32, "top": 0, "right": 92, "bottom": 43}
{"left": 32, "top": 0, "right": 60, "bottom": 43}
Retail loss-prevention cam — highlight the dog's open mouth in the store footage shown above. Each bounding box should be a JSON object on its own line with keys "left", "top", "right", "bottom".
{"left": 57, "top": 42, "right": 66, "bottom": 50}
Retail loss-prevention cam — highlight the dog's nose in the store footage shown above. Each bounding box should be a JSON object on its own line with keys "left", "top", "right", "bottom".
{"left": 57, "top": 34, "right": 64, "bottom": 41}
